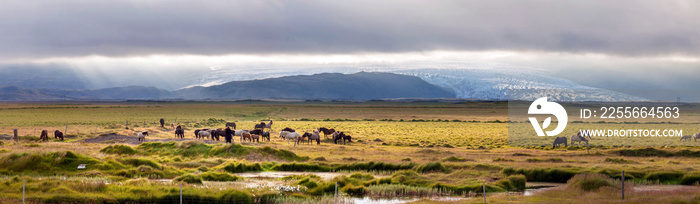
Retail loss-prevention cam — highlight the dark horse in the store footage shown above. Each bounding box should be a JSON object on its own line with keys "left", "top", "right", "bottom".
{"left": 211, "top": 129, "right": 225, "bottom": 141}
{"left": 175, "top": 125, "right": 184, "bottom": 139}
{"left": 225, "top": 122, "right": 236, "bottom": 129}
{"left": 261, "top": 131, "right": 270, "bottom": 141}
{"left": 318, "top": 127, "right": 335, "bottom": 139}
{"left": 333, "top": 132, "right": 352, "bottom": 145}
{"left": 281, "top": 127, "right": 295, "bottom": 132}
{"left": 160, "top": 118, "right": 165, "bottom": 128}
{"left": 54, "top": 130, "right": 64, "bottom": 141}
{"left": 194, "top": 129, "right": 201, "bottom": 139}
{"left": 254, "top": 122, "right": 266, "bottom": 130}
{"left": 40, "top": 130, "right": 49, "bottom": 142}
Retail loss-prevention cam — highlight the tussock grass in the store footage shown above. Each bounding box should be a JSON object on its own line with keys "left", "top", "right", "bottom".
{"left": 99, "top": 144, "right": 136, "bottom": 155}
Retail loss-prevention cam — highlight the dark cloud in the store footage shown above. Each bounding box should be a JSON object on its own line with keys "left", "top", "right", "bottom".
{"left": 0, "top": 0, "right": 698, "bottom": 59}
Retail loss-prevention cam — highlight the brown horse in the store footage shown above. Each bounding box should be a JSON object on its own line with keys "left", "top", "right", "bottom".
{"left": 281, "top": 127, "right": 295, "bottom": 132}
{"left": 242, "top": 132, "right": 252, "bottom": 142}
{"left": 318, "top": 127, "right": 335, "bottom": 139}
{"left": 54, "top": 130, "right": 64, "bottom": 141}
{"left": 40, "top": 130, "right": 49, "bottom": 142}
{"left": 332, "top": 132, "right": 352, "bottom": 145}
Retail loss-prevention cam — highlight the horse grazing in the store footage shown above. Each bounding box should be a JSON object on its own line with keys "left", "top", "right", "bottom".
{"left": 279, "top": 131, "right": 300, "bottom": 147}
{"left": 40, "top": 130, "right": 49, "bottom": 142}
{"left": 281, "top": 127, "right": 295, "bottom": 132}
{"left": 298, "top": 133, "right": 309, "bottom": 144}
{"left": 333, "top": 132, "right": 352, "bottom": 145}
{"left": 175, "top": 125, "right": 184, "bottom": 139}
{"left": 680, "top": 135, "right": 693, "bottom": 142}
{"left": 137, "top": 131, "right": 149, "bottom": 143}
{"left": 571, "top": 132, "right": 588, "bottom": 145}
{"left": 307, "top": 130, "right": 321, "bottom": 145}
{"left": 54, "top": 130, "right": 64, "bottom": 141}
{"left": 318, "top": 127, "right": 335, "bottom": 139}
{"left": 170, "top": 123, "right": 175, "bottom": 130}
{"left": 225, "top": 122, "right": 237, "bottom": 129}
{"left": 695, "top": 133, "right": 700, "bottom": 142}
{"left": 159, "top": 118, "right": 165, "bottom": 128}
{"left": 553, "top": 137, "right": 567, "bottom": 148}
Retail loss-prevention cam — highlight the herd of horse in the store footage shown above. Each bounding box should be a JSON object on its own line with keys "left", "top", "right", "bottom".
{"left": 137, "top": 120, "right": 353, "bottom": 147}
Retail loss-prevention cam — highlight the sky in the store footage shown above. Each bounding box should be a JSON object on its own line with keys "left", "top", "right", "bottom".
{"left": 0, "top": 0, "right": 698, "bottom": 91}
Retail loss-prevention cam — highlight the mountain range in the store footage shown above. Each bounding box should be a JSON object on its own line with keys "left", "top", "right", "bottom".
{"left": 0, "top": 72, "right": 455, "bottom": 101}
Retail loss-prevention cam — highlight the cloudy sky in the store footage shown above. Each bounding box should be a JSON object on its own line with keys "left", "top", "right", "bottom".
{"left": 1, "top": 0, "right": 698, "bottom": 91}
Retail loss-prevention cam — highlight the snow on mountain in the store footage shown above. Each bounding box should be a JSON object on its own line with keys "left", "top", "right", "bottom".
{"left": 184, "top": 61, "right": 645, "bottom": 102}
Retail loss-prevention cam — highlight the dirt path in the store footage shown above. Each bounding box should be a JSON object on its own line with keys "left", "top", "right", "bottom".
{"left": 78, "top": 133, "right": 220, "bottom": 145}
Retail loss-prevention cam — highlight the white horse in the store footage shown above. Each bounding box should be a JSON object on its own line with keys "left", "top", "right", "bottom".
{"left": 198, "top": 131, "right": 211, "bottom": 140}
{"left": 137, "top": 131, "right": 148, "bottom": 143}
{"left": 571, "top": 132, "right": 588, "bottom": 145}
{"left": 308, "top": 130, "right": 321, "bottom": 145}
{"left": 265, "top": 120, "right": 273, "bottom": 130}
{"left": 279, "top": 131, "right": 300, "bottom": 147}
{"left": 695, "top": 133, "right": 700, "bottom": 142}
{"left": 680, "top": 135, "right": 692, "bottom": 141}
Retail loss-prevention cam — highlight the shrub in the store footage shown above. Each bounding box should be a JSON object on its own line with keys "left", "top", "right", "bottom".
{"left": 201, "top": 172, "right": 242, "bottom": 182}
{"left": 442, "top": 156, "right": 467, "bottom": 162}
{"left": 222, "top": 162, "right": 263, "bottom": 173}
{"left": 258, "top": 146, "right": 309, "bottom": 161}
{"left": 416, "top": 162, "right": 450, "bottom": 173}
{"left": 567, "top": 173, "right": 614, "bottom": 191}
{"left": 271, "top": 163, "right": 331, "bottom": 172}
{"left": 496, "top": 175, "right": 527, "bottom": 191}
{"left": 174, "top": 174, "right": 202, "bottom": 184}
{"left": 644, "top": 172, "right": 684, "bottom": 183}
{"left": 219, "top": 189, "right": 253, "bottom": 203}
{"left": 100, "top": 145, "right": 137, "bottom": 155}
{"left": 120, "top": 158, "right": 161, "bottom": 169}
{"left": 342, "top": 184, "right": 368, "bottom": 196}
{"left": 502, "top": 167, "right": 576, "bottom": 183}
{"left": 604, "top": 157, "right": 635, "bottom": 163}
{"left": 680, "top": 174, "right": 700, "bottom": 185}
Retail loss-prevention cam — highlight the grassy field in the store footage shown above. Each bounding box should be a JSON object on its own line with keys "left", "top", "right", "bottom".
{"left": 0, "top": 101, "right": 699, "bottom": 203}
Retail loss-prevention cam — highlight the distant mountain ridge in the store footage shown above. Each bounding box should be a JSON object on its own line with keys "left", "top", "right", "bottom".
{"left": 178, "top": 72, "right": 455, "bottom": 100}
{"left": 0, "top": 72, "right": 455, "bottom": 101}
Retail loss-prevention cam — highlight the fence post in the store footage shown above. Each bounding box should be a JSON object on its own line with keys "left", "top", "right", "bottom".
{"left": 483, "top": 183, "right": 486, "bottom": 203}
{"left": 13, "top": 129, "right": 18, "bottom": 142}
{"left": 65, "top": 125, "right": 68, "bottom": 135}
{"left": 621, "top": 171, "right": 625, "bottom": 200}
{"left": 180, "top": 182, "right": 183, "bottom": 204}
{"left": 23, "top": 179, "right": 25, "bottom": 204}
{"left": 335, "top": 181, "right": 338, "bottom": 204}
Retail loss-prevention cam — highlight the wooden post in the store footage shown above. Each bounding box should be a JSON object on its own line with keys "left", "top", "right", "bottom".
{"left": 334, "top": 181, "right": 338, "bottom": 204}
{"left": 621, "top": 171, "right": 625, "bottom": 200}
{"left": 13, "top": 129, "right": 18, "bottom": 142}
{"left": 483, "top": 183, "right": 486, "bottom": 203}
{"left": 65, "top": 125, "right": 68, "bottom": 135}
{"left": 180, "top": 182, "right": 183, "bottom": 204}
